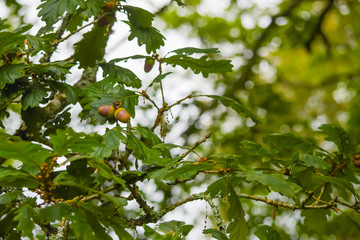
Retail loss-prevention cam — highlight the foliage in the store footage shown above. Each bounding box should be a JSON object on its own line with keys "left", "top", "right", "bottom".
{"left": 1, "top": 1, "right": 360, "bottom": 240}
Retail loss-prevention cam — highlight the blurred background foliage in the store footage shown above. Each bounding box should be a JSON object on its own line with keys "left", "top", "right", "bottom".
{"left": 156, "top": 0, "right": 360, "bottom": 238}
{"left": 158, "top": 0, "right": 360, "bottom": 147}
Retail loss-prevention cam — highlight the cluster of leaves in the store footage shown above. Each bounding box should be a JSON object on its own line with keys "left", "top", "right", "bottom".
{"left": 1, "top": 1, "right": 360, "bottom": 240}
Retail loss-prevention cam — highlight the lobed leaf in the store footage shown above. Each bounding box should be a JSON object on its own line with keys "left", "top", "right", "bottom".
{"left": 169, "top": 47, "right": 219, "bottom": 55}
{"left": 22, "top": 85, "right": 48, "bottom": 110}
{"left": 301, "top": 154, "right": 331, "bottom": 169}
{"left": 163, "top": 55, "right": 233, "bottom": 77}
{"left": 100, "top": 62, "right": 142, "bottom": 88}
{"left": 254, "top": 225, "right": 283, "bottom": 240}
{"left": 203, "top": 95, "right": 259, "bottom": 123}
{"left": 0, "top": 64, "right": 26, "bottom": 89}
{"left": 125, "top": 21, "right": 165, "bottom": 54}
{"left": 239, "top": 171, "right": 302, "bottom": 200}
{"left": 203, "top": 228, "right": 229, "bottom": 240}
{"left": 37, "top": 0, "right": 85, "bottom": 25}
{"left": 318, "top": 124, "right": 354, "bottom": 154}
{"left": 123, "top": 5, "right": 154, "bottom": 29}
{"left": 74, "top": 26, "right": 107, "bottom": 68}
{"left": 226, "top": 187, "right": 249, "bottom": 240}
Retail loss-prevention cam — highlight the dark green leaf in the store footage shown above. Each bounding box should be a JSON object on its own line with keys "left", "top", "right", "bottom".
{"left": 301, "top": 209, "right": 330, "bottom": 232}
{"left": 38, "top": 203, "right": 71, "bottom": 223}
{"left": 123, "top": 5, "right": 154, "bottom": 28}
{"left": 206, "top": 177, "right": 230, "bottom": 198}
{"left": 163, "top": 55, "right": 232, "bottom": 77}
{"left": 28, "top": 61, "right": 72, "bottom": 80}
{"left": 226, "top": 187, "right": 249, "bottom": 240}
{"left": 125, "top": 21, "right": 165, "bottom": 54}
{"left": 44, "top": 107, "right": 71, "bottom": 136}
{"left": 0, "top": 191, "right": 21, "bottom": 205}
{"left": 240, "top": 140, "right": 274, "bottom": 162}
{"left": 254, "top": 225, "right": 282, "bottom": 240}
{"left": 69, "top": 207, "right": 112, "bottom": 240}
{"left": 203, "top": 228, "right": 229, "bottom": 240}
{"left": 263, "top": 133, "right": 323, "bottom": 152}
{"left": 0, "top": 140, "right": 51, "bottom": 171}
{"left": 158, "top": 220, "right": 194, "bottom": 236}
{"left": 0, "top": 64, "right": 26, "bottom": 89}
{"left": 82, "top": 0, "right": 103, "bottom": 18}
{"left": 320, "top": 175, "right": 357, "bottom": 196}
{"left": 169, "top": 47, "right": 219, "bottom": 55}
{"left": 161, "top": 162, "right": 213, "bottom": 182}
{"left": 126, "top": 133, "right": 165, "bottom": 166}
{"left": 147, "top": 72, "right": 173, "bottom": 88}
{"left": 14, "top": 205, "right": 36, "bottom": 239}
{"left": 318, "top": 124, "right": 354, "bottom": 154}
{"left": 239, "top": 171, "right": 301, "bottom": 199}
{"left": 22, "top": 85, "right": 48, "bottom": 110}
{"left": 87, "top": 158, "right": 126, "bottom": 187}
{"left": 93, "top": 126, "right": 126, "bottom": 159}
{"left": 37, "top": 0, "right": 85, "bottom": 25}
{"left": 50, "top": 128, "right": 103, "bottom": 155}
{"left": 203, "top": 95, "right": 259, "bottom": 123}
{"left": 0, "top": 167, "right": 39, "bottom": 188}
{"left": 21, "top": 107, "right": 47, "bottom": 140}
{"left": 0, "top": 30, "right": 26, "bottom": 53}
{"left": 100, "top": 62, "right": 142, "bottom": 88}
{"left": 74, "top": 26, "right": 107, "bottom": 68}
{"left": 301, "top": 154, "right": 331, "bottom": 169}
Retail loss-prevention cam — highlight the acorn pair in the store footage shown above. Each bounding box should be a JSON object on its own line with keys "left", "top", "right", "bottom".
{"left": 97, "top": 104, "right": 130, "bottom": 123}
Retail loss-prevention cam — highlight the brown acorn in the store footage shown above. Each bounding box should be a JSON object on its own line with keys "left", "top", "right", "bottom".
{"left": 97, "top": 13, "right": 115, "bottom": 27}
{"left": 114, "top": 108, "right": 130, "bottom": 123}
{"left": 144, "top": 58, "right": 155, "bottom": 73}
{"left": 97, "top": 105, "right": 115, "bottom": 118}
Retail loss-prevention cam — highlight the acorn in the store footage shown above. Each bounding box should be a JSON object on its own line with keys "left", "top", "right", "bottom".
{"left": 97, "top": 105, "right": 115, "bottom": 118}
{"left": 114, "top": 108, "right": 130, "bottom": 123}
{"left": 353, "top": 154, "right": 360, "bottom": 167}
{"left": 144, "top": 58, "right": 155, "bottom": 73}
{"left": 97, "top": 13, "right": 115, "bottom": 27}
{"left": 103, "top": 1, "right": 117, "bottom": 12}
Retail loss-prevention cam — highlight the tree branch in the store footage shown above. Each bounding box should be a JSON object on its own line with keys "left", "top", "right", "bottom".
{"left": 305, "top": 0, "right": 334, "bottom": 52}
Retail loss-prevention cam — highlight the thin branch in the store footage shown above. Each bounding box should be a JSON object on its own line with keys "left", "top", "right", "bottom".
{"left": 126, "top": 192, "right": 205, "bottom": 228}
{"left": 127, "top": 183, "right": 154, "bottom": 216}
{"left": 237, "top": 193, "right": 336, "bottom": 211}
{"left": 178, "top": 131, "right": 212, "bottom": 162}
{"left": 305, "top": 0, "right": 334, "bottom": 52}
{"left": 51, "top": 20, "right": 96, "bottom": 47}
{"left": 78, "top": 184, "right": 123, "bottom": 202}
{"left": 40, "top": 13, "right": 73, "bottom": 64}
{"left": 203, "top": 194, "right": 226, "bottom": 232}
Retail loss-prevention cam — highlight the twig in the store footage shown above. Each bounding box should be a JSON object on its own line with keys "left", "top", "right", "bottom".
{"left": 127, "top": 192, "right": 204, "bottom": 228}
{"left": 51, "top": 20, "right": 96, "bottom": 47}
{"left": 78, "top": 184, "right": 123, "bottom": 202}
{"left": 127, "top": 183, "right": 154, "bottom": 216}
{"left": 178, "top": 131, "right": 212, "bottom": 162}
{"left": 40, "top": 13, "right": 73, "bottom": 64}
